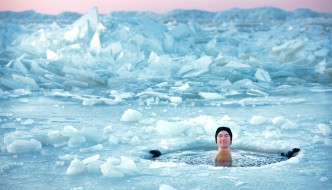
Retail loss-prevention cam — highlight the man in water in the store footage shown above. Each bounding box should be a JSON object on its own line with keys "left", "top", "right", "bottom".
{"left": 215, "top": 126, "right": 232, "bottom": 167}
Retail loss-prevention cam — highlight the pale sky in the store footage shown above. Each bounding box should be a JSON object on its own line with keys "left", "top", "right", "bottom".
{"left": 1, "top": 0, "right": 332, "bottom": 14}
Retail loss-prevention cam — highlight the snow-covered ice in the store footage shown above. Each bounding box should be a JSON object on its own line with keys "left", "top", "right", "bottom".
{"left": 0, "top": 7, "right": 332, "bottom": 190}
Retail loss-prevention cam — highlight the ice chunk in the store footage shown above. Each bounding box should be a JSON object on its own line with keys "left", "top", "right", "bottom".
{"left": 121, "top": 109, "right": 142, "bottom": 122}
{"left": 59, "top": 154, "right": 78, "bottom": 161}
{"left": 100, "top": 157, "right": 124, "bottom": 178}
{"left": 46, "top": 49, "right": 59, "bottom": 61}
{"left": 80, "top": 127, "right": 104, "bottom": 143}
{"left": 156, "top": 120, "right": 188, "bottom": 135}
{"left": 82, "top": 154, "right": 100, "bottom": 165}
{"left": 61, "top": 125, "right": 79, "bottom": 137}
{"left": 159, "top": 184, "right": 178, "bottom": 190}
{"left": 169, "top": 23, "right": 190, "bottom": 38}
{"left": 129, "top": 136, "right": 140, "bottom": 145}
{"left": 119, "top": 156, "right": 138, "bottom": 175}
{"left": 317, "top": 124, "right": 331, "bottom": 136}
{"left": 47, "top": 130, "right": 68, "bottom": 148}
{"left": 198, "top": 92, "right": 224, "bottom": 100}
{"left": 12, "top": 74, "right": 39, "bottom": 90}
{"left": 21, "top": 118, "right": 34, "bottom": 125}
{"left": 315, "top": 59, "right": 326, "bottom": 74}
{"left": 272, "top": 116, "right": 286, "bottom": 126}
{"left": 249, "top": 115, "right": 267, "bottom": 125}
{"left": 66, "top": 159, "right": 86, "bottom": 175}
{"left": 86, "top": 160, "right": 103, "bottom": 174}
{"left": 177, "top": 56, "right": 212, "bottom": 78}
{"left": 170, "top": 96, "right": 182, "bottom": 105}
{"left": 108, "top": 135, "right": 119, "bottom": 145}
{"left": 68, "top": 134, "right": 86, "bottom": 147}
{"left": 79, "top": 144, "right": 103, "bottom": 153}
{"left": 90, "top": 31, "right": 101, "bottom": 53}
{"left": 172, "top": 82, "right": 190, "bottom": 91}
{"left": 255, "top": 68, "right": 271, "bottom": 82}
{"left": 7, "top": 139, "right": 42, "bottom": 154}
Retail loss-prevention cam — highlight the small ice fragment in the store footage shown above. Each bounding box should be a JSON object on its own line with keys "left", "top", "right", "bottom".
{"left": 59, "top": 154, "right": 78, "bottom": 161}
{"left": 68, "top": 135, "right": 86, "bottom": 147}
{"left": 317, "top": 124, "right": 331, "bottom": 136}
{"left": 119, "top": 156, "right": 138, "bottom": 175}
{"left": 7, "top": 139, "right": 42, "bottom": 154}
{"left": 108, "top": 135, "right": 119, "bottom": 145}
{"left": 159, "top": 184, "right": 178, "bottom": 190}
{"left": 170, "top": 96, "right": 182, "bottom": 105}
{"left": 100, "top": 157, "right": 124, "bottom": 178}
{"left": 129, "top": 136, "right": 140, "bottom": 145}
{"left": 249, "top": 115, "right": 266, "bottom": 125}
{"left": 103, "top": 125, "right": 113, "bottom": 133}
{"left": 47, "top": 130, "right": 68, "bottom": 147}
{"left": 61, "top": 125, "right": 78, "bottom": 137}
{"left": 79, "top": 144, "right": 103, "bottom": 153}
{"left": 255, "top": 68, "right": 271, "bottom": 82}
{"left": 121, "top": 109, "right": 142, "bottom": 122}
{"left": 80, "top": 127, "right": 104, "bottom": 143}
{"left": 90, "top": 31, "right": 101, "bottom": 53}
{"left": 272, "top": 116, "right": 286, "bottom": 126}
{"left": 198, "top": 92, "right": 224, "bottom": 100}
{"left": 21, "top": 118, "right": 34, "bottom": 125}
{"left": 46, "top": 49, "right": 59, "bottom": 60}
{"left": 82, "top": 154, "right": 100, "bottom": 165}
{"left": 66, "top": 159, "right": 86, "bottom": 175}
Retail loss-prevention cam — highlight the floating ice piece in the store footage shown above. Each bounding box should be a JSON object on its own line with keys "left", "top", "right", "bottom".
{"left": 68, "top": 134, "right": 86, "bottom": 147}
{"left": 12, "top": 74, "right": 39, "bottom": 90}
{"left": 317, "top": 124, "right": 331, "bottom": 136}
{"left": 198, "top": 92, "right": 224, "bottom": 100}
{"left": 170, "top": 96, "right": 182, "bottom": 105}
{"left": 172, "top": 82, "right": 190, "bottom": 91}
{"left": 66, "top": 159, "right": 86, "bottom": 175}
{"left": 272, "top": 116, "right": 286, "bottom": 126}
{"left": 108, "top": 135, "right": 119, "bottom": 145}
{"left": 21, "top": 118, "right": 34, "bottom": 125}
{"left": 7, "top": 139, "right": 42, "bottom": 154}
{"left": 80, "top": 144, "right": 103, "bottom": 153}
{"left": 46, "top": 49, "right": 59, "bottom": 60}
{"left": 100, "top": 157, "right": 124, "bottom": 178}
{"left": 121, "top": 109, "right": 142, "bottom": 122}
{"left": 315, "top": 59, "right": 326, "bottom": 74}
{"left": 255, "top": 68, "right": 271, "bottom": 82}
{"left": 80, "top": 127, "right": 104, "bottom": 143}
{"left": 177, "top": 56, "right": 211, "bottom": 78}
{"left": 169, "top": 23, "right": 191, "bottom": 38}
{"left": 61, "top": 125, "right": 79, "bottom": 137}
{"left": 82, "top": 154, "right": 100, "bottom": 165}
{"left": 47, "top": 130, "right": 68, "bottom": 148}
{"left": 86, "top": 160, "right": 103, "bottom": 174}
{"left": 90, "top": 31, "right": 101, "bottom": 53}
{"left": 159, "top": 184, "right": 178, "bottom": 190}
{"left": 156, "top": 120, "right": 188, "bottom": 135}
{"left": 129, "top": 136, "right": 140, "bottom": 145}
{"left": 249, "top": 115, "right": 266, "bottom": 125}
{"left": 119, "top": 156, "right": 138, "bottom": 175}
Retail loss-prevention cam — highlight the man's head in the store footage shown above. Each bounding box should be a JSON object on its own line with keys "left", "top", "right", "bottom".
{"left": 215, "top": 127, "right": 233, "bottom": 144}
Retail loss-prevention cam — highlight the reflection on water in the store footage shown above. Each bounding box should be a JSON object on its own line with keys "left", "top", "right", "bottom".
{"left": 215, "top": 150, "right": 232, "bottom": 167}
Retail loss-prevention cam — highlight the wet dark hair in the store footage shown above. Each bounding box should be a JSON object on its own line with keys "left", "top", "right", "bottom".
{"left": 215, "top": 127, "right": 233, "bottom": 144}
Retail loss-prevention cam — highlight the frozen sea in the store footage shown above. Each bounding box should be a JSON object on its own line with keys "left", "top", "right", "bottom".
{"left": 0, "top": 7, "right": 332, "bottom": 190}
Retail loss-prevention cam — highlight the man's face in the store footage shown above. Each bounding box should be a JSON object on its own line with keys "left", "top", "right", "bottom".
{"left": 216, "top": 130, "right": 231, "bottom": 150}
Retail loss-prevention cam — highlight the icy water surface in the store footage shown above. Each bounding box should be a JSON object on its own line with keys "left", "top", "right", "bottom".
{"left": 0, "top": 6, "right": 332, "bottom": 190}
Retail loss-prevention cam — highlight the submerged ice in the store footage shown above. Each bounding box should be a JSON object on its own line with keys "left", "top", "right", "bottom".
{"left": 0, "top": 6, "right": 332, "bottom": 190}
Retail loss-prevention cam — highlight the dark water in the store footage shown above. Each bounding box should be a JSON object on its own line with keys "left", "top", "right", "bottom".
{"left": 152, "top": 149, "right": 288, "bottom": 167}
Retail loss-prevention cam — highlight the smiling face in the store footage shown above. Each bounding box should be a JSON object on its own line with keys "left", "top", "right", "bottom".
{"left": 216, "top": 130, "right": 231, "bottom": 151}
